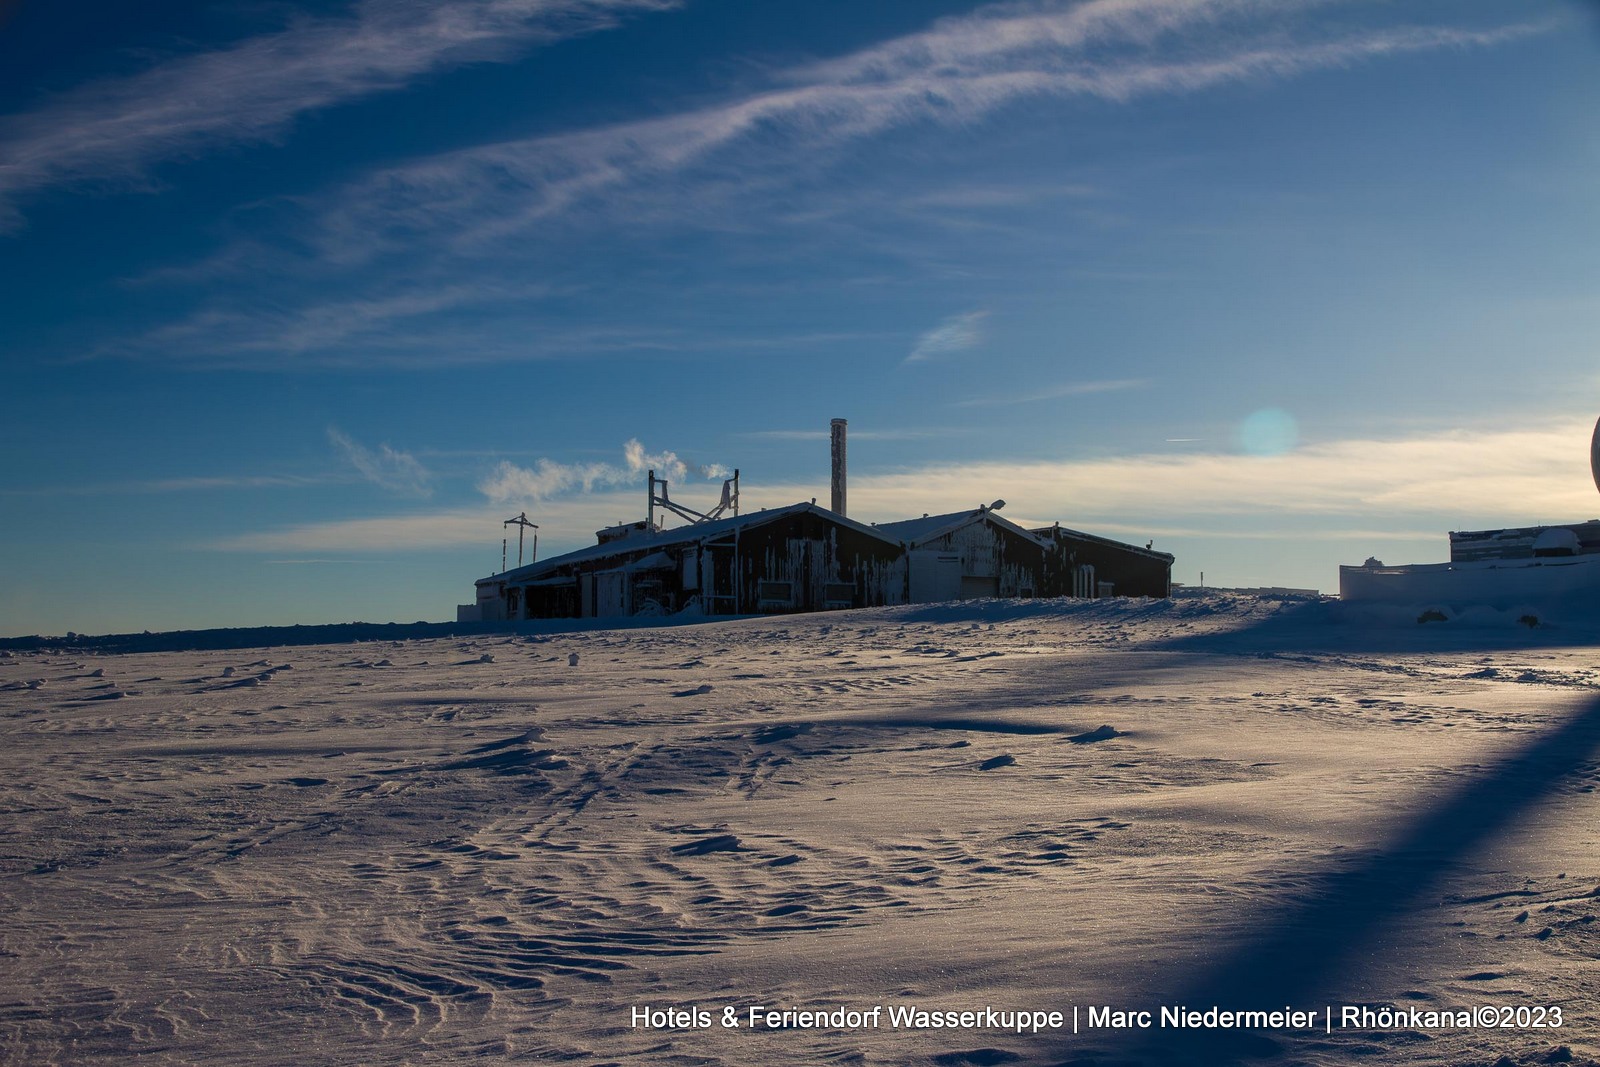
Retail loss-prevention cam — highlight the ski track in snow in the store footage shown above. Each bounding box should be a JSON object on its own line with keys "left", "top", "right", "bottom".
{"left": 1, "top": 595, "right": 1597, "bottom": 1065}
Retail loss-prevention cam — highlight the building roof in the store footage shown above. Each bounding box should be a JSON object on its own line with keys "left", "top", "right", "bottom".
{"left": 1031, "top": 523, "right": 1176, "bottom": 563}
{"left": 480, "top": 501, "right": 899, "bottom": 587}
{"left": 875, "top": 507, "right": 1046, "bottom": 548}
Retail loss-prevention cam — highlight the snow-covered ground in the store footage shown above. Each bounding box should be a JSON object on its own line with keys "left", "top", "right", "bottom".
{"left": 2, "top": 595, "right": 1597, "bottom": 1066}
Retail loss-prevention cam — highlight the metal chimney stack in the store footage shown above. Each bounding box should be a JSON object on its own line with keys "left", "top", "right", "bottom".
{"left": 830, "top": 418, "right": 847, "bottom": 517}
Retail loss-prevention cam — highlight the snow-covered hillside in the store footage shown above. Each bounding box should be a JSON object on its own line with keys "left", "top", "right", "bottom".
{"left": 1, "top": 595, "right": 1596, "bottom": 1066}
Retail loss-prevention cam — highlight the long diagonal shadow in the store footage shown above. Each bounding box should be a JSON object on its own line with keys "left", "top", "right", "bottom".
{"left": 856, "top": 596, "right": 1600, "bottom": 1064}
{"left": 1051, "top": 692, "right": 1600, "bottom": 1066}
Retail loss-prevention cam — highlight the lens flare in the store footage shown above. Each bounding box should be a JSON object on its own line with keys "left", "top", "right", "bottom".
{"left": 1237, "top": 408, "right": 1298, "bottom": 456}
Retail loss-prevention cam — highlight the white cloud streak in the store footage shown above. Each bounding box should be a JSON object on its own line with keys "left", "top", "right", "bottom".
{"left": 328, "top": 427, "right": 433, "bottom": 497}
{"left": 85, "top": 0, "right": 1552, "bottom": 367}
{"left": 954, "top": 378, "right": 1148, "bottom": 406}
{"left": 906, "top": 310, "right": 989, "bottom": 364}
{"left": 221, "top": 417, "right": 1600, "bottom": 559}
{"left": 304, "top": 1, "right": 1547, "bottom": 260}
{"left": 0, "top": 0, "right": 676, "bottom": 228}
{"left": 844, "top": 418, "right": 1600, "bottom": 530}
{"left": 104, "top": 283, "right": 519, "bottom": 366}
{"left": 0, "top": 474, "right": 336, "bottom": 496}
{"left": 101, "top": 289, "right": 894, "bottom": 368}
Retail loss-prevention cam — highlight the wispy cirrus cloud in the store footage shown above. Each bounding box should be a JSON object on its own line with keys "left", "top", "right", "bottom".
{"left": 954, "top": 377, "right": 1148, "bottom": 406}
{"left": 0, "top": 0, "right": 677, "bottom": 229}
{"left": 94, "top": 0, "right": 1555, "bottom": 369}
{"left": 90, "top": 277, "right": 582, "bottom": 368}
{"left": 100, "top": 284, "right": 893, "bottom": 368}
{"left": 905, "top": 310, "right": 988, "bottom": 364}
{"left": 328, "top": 427, "right": 433, "bottom": 497}
{"left": 101, "top": 283, "right": 520, "bottom": 365}
{"left": 0, "top": 473, "right": 338, "bottom": 496}
{"left": 302, "top": 1, "right": 1548, "bottom": 260}
{"left": 908, "top": 182, "right": 1101, "bottom": 211}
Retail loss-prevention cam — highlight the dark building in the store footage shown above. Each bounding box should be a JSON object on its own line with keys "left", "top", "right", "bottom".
{"left": 473, "top": 502, "right": 906, "bottom": 621}
{"left": 468, "top": 499, "right": 1174, "bottom": 621}
{"left": 1031, "top": 523, "right": 1174, "bottom": 599}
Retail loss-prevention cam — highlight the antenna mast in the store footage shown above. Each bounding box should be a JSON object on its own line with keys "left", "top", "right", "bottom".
{"left": 648, "top": 469, "right": 739, "bottom": 527}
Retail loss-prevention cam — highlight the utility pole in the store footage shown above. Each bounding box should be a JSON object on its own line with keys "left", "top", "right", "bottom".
{"left": 503, "top": 512, "right": 538, "bottom": 568}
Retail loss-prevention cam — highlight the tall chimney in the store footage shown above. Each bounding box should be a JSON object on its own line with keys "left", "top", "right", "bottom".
{"left": 830, "top": 418, "right": 847, "bottom": 516}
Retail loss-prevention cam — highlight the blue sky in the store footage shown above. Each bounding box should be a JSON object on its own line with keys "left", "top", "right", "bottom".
{"left": 3, "top": 0, "right": 1599, "bottom": 635}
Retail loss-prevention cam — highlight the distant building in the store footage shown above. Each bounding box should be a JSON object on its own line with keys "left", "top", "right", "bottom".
{"left": 462, "top": 417, "right": 1174, "bottom": 621}
{"left": 1447, "top": 521, "right": 1600, "bottom": 562}
{"left": 464, "top": 501, "right": 1175, "bottom": 621}
{"left": 1341, "top": 518, "right": 1600, "bottom": 609}
{"left": 1341, "top": 418, "right": 1600, "bottom": 610}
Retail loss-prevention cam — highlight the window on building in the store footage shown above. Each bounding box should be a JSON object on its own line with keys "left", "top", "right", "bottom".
{"left": 757, "top": 581, "right": 794, "bottom": 603}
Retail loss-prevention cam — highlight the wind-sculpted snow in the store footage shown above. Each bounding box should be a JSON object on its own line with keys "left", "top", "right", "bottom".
{"left": 0, "top": 596, "right": 1597, "bottom": 1065}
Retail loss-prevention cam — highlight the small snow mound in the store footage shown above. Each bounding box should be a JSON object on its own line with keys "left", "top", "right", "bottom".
{"left": 752, "top": 723, "right": 809, "bottom": 744}
{"left": 1068, "top": 724, "right": 1121, "bottom": 744}
{"left": 932, "top": 1049, "right": 1022, "bottom": 1067}
{"left": 978, "top": 754, "right": 1016, "bottom": 771}
{"left": 669, "top": 833, "right": 741, "bottom": 856}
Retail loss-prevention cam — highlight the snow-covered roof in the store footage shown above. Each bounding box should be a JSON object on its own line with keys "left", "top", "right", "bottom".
{"left": 481, "top": 501, "right": 899, "bottom": 586}
{"left": 875, "top": 508, "right": 1045, "bottom": 549}
{"left": 1032, "top": 523, "right": 1175, "bottom": 562}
